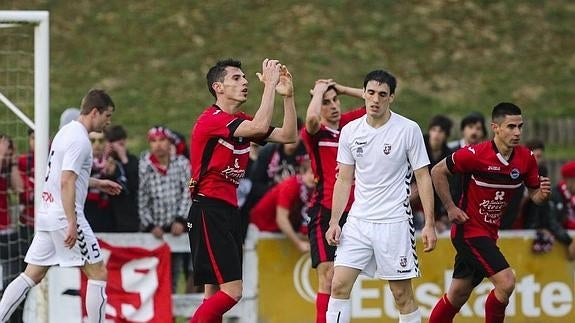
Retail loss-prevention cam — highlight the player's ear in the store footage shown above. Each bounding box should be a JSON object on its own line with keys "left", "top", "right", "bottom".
{"left": 212, "top": 81, "right": 224, "bottom": 95}
{"left": 389, "top": 93, "right": 395, "bottom": 104}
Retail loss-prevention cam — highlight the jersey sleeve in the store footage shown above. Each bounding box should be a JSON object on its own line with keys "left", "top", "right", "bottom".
{"left": 524, "top": 150, "right": 541, "bottom": 189}
{"left": 407, "top": 123, "right": 430, "bottom": 171}
{"left": 197, "top": 110, "right": 244, "bottom": 139}
{"left": 277, "top": 177, "right": 299, "bottom": 209}
{"left": 336, "top": 124, "right": 354, "bottom": 165}
{"left": 446, "top": 146, "right": 478, "bottom": 174}
{"left": 339, "top": 107, "right": 366, "bottom": 127}
{"left": 61, "top": 140, "right": 91, "bottom": 175}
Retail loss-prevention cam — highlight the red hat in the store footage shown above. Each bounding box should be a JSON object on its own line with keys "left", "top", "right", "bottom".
{"left": 560, "top": 161, "right": 575, "bottom": 178}
{"left": 147, "top": 126, "right": 170, "bottom": 141}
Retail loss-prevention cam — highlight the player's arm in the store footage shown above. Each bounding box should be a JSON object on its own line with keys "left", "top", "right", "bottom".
{"left": 333, "top": 81, "right": 363, "bottom": 99}
{"left": 276, "top": 206, "right": 309, "bottom": 253}
{"left": 305, "top": 80, "right": 331, "bottom": 135}
{"left": 413, "top": 166, "right": 437, "bottom": 252}
{"left": 234, "top": 59, "right": 281, "bottom": 138}
{"left": 326, "top": 163, "right": 355, "bottom": 246}
{"left": 9, "top": 158, "right": 24, "bottom": 193}
{"left": 431, "top": 158, "right": 469, "bottom": 224}
{"left": 61, "top": 170, "right": 78, "bottom": 248}
{"left": 88, "top": 177, "right": 122, "bottom": 195}
{"left": 266, "top": 65, "right": 298, "bottom": 144}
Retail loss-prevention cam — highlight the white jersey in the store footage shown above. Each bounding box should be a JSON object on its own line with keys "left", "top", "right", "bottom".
{"left": 337, "top": 112, "right": 429, "bottom": 223}
{"left": 36, "top": 121, "right": 93, "bottom": 230}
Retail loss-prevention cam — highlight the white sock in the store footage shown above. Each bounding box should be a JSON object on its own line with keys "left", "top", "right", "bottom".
{"left": 86, "top": 280, "right": 107, "bottom": 323}
{"left": 326, "top": 297, "right": 351, "bottom": 323}
{"left": 399, "top": 308, "right": 421, "bottom": 323}
{"left": 0, "top": 273, "right": 35, "bottom": 322}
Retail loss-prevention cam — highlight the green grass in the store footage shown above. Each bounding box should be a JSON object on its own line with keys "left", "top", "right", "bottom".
{"left": 1, "top": 0, "right": 574, "bottom": 153}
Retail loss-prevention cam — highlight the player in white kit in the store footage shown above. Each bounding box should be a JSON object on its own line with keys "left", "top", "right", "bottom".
{"left": 0, "top": 89, "right": 121, "bottom": 323}
{"left": 325, "top": 70, "right": 437, "bottom": 323}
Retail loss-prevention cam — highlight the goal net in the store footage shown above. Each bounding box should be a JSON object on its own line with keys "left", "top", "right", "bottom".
{"left": 0, "top": 10, "right": 49, "bottom": 323}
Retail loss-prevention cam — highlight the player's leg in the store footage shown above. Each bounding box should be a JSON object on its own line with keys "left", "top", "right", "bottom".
{"left": 189, "top": 197, "right": 242, "bottom": 323}
{"left": 486, "top": 267, "right": 515, "bottom": 323}
{"left": 81, "top": 261, "right": 108, "bottom": 323}
{"left": 429, "top": 276, "right": 474, "bottom": 323}
{"left": 326, "top": 266, "right": 361, "bottom": 323}
{"left": 388, "top": 280, "right": 420, "bottom": 322}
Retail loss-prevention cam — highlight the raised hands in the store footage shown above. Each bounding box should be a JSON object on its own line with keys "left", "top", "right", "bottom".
{"left": 275, "top": 65, "right": 293, "bottom": 97}
{"left": 256, "top": 58, "right": 281, "bottom": 86}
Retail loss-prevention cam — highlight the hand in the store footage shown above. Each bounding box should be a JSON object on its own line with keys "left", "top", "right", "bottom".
{"left": 64, "top": 221, "right": 78, "bottom": 248}
{"left": 110, "top": 141, "right": 128, "bottom": 163}
{"left": 421, "top": 225, "right": 437, "bottom": 252}
{"left": 309, "top": 79, "right": 333, "bottom": 96}
{"left": 171, "top": 222, "right": 185, "bottom": 236}
{"left": 446, "top": 205, "right": 469, "bottom": 224}
{"left": 538, "top": 176, "right": 551, "bottom": 200}
{"left": 151, "top": 226, "right": 164, "bottom": 239}
{"left": 325, "top": 223, "right": 341, "bottom": 246}
{"left": 568, "top": 240, "right": 575, "bottom": 261}
{"left": 296, "top": 240, "right": 310, "bottom": 253}
{"left": 275, "top": 65, "right": 293, "bottom": 97}
{"left": 98, "top": 179, "right": 122, "bottom": 195}
{"left": 105, "top": 157, "right": 117, "bottom": 175}
{"left": 256, "top": 58, "right": 281, "bottom": 86}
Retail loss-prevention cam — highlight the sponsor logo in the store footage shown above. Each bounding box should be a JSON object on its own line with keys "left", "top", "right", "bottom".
{"left": 510, "top": 168, "right": 520, "bottom": 179}
{"left": 383, "top": 144, "right": 392, "bottom": 155}
{"left": 488, "top": 165, "right": 501, "bottom": 171}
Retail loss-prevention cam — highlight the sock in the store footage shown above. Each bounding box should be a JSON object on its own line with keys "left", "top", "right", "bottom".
{"left": 399, "top": 308, "right": 421, "bottom": 323}
{"left": 0, "top": 273, "right": 35, "bottom": 322}
{"left": 326, "top": 298, "right": 351, "bottom": 323}
{"left": 485, "top": 289, "right": 507, "bottom": 323}
{"left": 190, "top": 290, "right": 237, "bottom": 323}
{"left": 86, "top": 280, "right": 107, "bottom": 323}
{"left": 429, "top": 294, "right": 459, "bottom": 323}
{"left": 316, "top": 292, "right": 330, "bottom": 323}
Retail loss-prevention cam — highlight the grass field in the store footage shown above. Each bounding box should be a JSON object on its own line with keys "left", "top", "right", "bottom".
{"left": 1, "top": 0, "right": 574, "bottom": 156}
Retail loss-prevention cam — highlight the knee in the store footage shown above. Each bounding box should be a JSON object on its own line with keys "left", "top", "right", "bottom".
{"left": 496, "top": 272, "right": 516, "bottom": 297}
{"left": 330, "top": 276, "right": 352, "bottom": 298}
{"left": 84, "top": 264, "right": 107, "bottom": 281}
{"left": 221, "top": 282, "right": 243, "bottom": 301}
{"left": 390, "top": 286, "right": 414, "bottom": 309}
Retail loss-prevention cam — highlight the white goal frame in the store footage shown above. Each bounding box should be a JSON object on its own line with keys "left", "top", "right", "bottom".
{"left": 0, "top": 10, "right": 50, "bottom": 323}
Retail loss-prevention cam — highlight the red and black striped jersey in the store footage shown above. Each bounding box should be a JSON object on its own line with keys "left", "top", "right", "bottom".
{"left": 447, "top": 140, "right": 540, "bottom": 240}
{"left": 300, "top": 107, "right": 365, "bottom": 211}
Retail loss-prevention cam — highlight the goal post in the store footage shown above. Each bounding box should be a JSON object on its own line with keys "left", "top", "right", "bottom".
{"left": 0, "top": 10, "right": 49, "bottom": 323}
{"left": 0, "top": 10, "right": 50, "bottom": 225}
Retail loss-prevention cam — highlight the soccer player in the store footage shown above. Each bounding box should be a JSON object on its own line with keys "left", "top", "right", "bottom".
{"left": 0, "top": 89, "right": 122, "bottom": 323}
{"left": 428, "top": 102, "right": 551, "bottom": 323}
{"left": 301, "top": 79, "right": 364, "bottom": 323}
{"left": 187, "top": 58, "right": 297, "bottom": 322}
{"left": 325, "top": 70, "right": 437, "bottom": 323}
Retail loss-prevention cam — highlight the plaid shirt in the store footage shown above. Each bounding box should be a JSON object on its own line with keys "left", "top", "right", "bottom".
{"left": 138, "top": 152, "right": 192, "bottom": 229}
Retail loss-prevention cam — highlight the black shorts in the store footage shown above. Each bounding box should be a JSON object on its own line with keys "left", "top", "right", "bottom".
{"left": 188, "top": 196, "right": 243, "bottom": 285}
{"left": 308, "top": 204, "right": 348, "bottom": 268}
{"left": 451, "top": 231, "right": 510, "bottom": 287}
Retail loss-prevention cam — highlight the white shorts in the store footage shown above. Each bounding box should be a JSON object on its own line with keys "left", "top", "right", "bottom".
{"left": 25, "top": 217, "right": 103, "bottom": 267}
{"left": 334, "top": 217, "right": 420, "bottom": 280}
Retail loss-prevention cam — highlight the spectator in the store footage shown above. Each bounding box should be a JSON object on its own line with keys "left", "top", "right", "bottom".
{"left": 58, "top": 107, "right": 81, "bottom": 129}
{"left": 84, "top": 131, "right": 115, "bottom": 232}
{"left": 411, "top": 115, "right": 453, "bottom": 232}
{"left": 139, "top": 125, "right": 192, "bottom": 291}
{"left": 250, "top": 159, "right": 315, "bottom": 252}
{"left": 17, "top": 129, "right": 35, "bottom": 229}
{"left": 104, "top": 125, "right": 140, "bottom": 232}
{"left": 0, "top": 134, "right": 23, "bottom": 232}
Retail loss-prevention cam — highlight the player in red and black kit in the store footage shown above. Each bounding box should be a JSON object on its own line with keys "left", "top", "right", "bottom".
{"left": 428, "top": 102, "right": 551, "bottom": 323}
{"left": 188, "top": 58, "right": 298, "bottom": 322}
{"left": 301, "top": 79, "right": 365, "bottom": 323}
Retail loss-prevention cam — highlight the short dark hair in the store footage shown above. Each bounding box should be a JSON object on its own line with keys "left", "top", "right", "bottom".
{"left": 428, "top": 115, "right": 453, "bottom": 137}
{"left": 492, "top": 102, "right": 522, "bottom": 123}
{"left": 460, "top": 111, "right": 487, "bottom": 136}
{"left": 105, "top": 125, "right": 127, "bottom": 142}
{"left": 363, "top": 70, "right": 397, "bottom": 94}
{"left": 80, "top": 89, "right": 115, "bottom": 115}
{"left": 206, "top": 58, "right": 242, "bottom": 98}
{"left": 526, "top": 138, "right": 545, "bottom": 151}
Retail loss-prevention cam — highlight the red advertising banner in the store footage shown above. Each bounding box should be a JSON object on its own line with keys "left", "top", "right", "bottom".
{"left": 80, "top": 240, "right": 173, "bottom": 322}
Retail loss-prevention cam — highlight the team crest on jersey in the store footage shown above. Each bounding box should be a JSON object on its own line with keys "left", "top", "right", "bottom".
{"left": 399, "top": 256, "right": 407, "bottom": 268}
{"left": 510, "top": 168, "right": 520, "bottom": 179}
{"left": 383, "top": 143, "right": 392, "bottom": 155}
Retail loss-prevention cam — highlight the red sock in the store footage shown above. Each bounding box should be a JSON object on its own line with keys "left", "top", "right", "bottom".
{"left": 316, "top": 292, "right": 330, "bottom": 323}
{"left": 190, "top": 291, "right": 237, "bottom": 323}
{"left": 429, "top": 294, "right": 459, "bottom": 323}
{"left": 485, "top": 289, "right": 507, "bottom": 323}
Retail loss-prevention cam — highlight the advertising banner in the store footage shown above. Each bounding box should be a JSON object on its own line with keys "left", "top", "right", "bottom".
{"left": 258, "top": 232, "right": 575, "bottom": 323}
